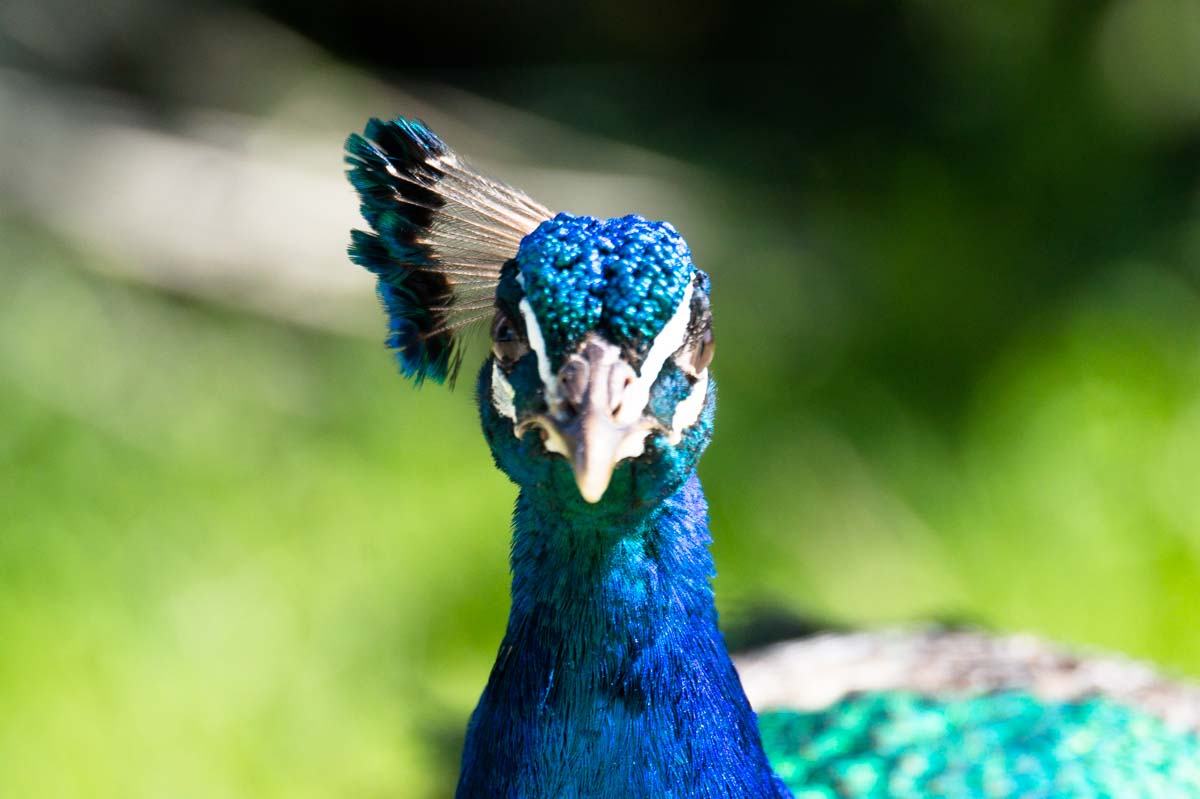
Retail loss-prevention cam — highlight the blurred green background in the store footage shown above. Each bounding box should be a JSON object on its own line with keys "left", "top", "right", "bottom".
{"left": 2, "top": 1, "right": 1200, "bottom": 796}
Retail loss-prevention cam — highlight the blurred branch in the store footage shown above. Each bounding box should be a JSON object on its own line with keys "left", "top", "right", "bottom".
{"left": 0, "top": 9, "right": 713, "bottom": 335}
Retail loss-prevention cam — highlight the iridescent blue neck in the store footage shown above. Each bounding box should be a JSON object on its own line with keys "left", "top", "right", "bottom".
{"left": 455, "top": 473, "right": 791, "bottom": 799}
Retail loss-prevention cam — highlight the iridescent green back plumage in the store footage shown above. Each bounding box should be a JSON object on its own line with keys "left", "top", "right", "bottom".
{"left": 760, "top": 692, "right": 1200, "bottom": 798}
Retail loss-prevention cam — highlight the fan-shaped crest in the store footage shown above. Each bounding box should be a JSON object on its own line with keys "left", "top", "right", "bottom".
{"left": 345, "top": 118, "right": 552, "bottom": 385}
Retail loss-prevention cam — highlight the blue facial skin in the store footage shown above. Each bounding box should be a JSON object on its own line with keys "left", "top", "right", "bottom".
{"left": 460, "top": 215, "right": 791, "bottom": 798}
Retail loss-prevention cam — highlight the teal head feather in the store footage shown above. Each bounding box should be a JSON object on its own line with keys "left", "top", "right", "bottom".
{"left": 513, "top": 213, "right": 695, "bottom": 365}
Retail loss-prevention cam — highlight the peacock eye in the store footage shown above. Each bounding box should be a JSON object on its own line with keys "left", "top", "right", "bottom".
{"left": 692, "top": 326, "right": 715, "bottom": 373}
{"left": 491, "top": 312, "right": 528, "bottom": 366}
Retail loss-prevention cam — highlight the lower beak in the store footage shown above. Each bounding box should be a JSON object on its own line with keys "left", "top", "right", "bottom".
{"left": 567, "top": 403, "right": 655, "bottom": 503}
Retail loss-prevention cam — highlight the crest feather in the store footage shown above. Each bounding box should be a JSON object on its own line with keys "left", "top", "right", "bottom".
{"left": 345, "top": 117, "right": 552, "bottom": 385}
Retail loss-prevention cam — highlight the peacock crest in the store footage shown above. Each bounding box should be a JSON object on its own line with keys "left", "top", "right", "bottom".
{"left": 345, "top": 118, "right": 551, "bottom": 385}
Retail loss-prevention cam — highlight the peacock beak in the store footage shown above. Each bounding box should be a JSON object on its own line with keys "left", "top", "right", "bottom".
{"left": 563, "top": 338, "right": 661, "bottom": 502}
{"left": 568, "top": 411, "right": 629, "bottom": 504}
{"left": 517, "top": 335, "right": 660, "bottom": 503}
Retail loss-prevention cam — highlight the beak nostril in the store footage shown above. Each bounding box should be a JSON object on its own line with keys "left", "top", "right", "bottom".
{"left": 558, "top": 357, "right": 590, "bottom": 409}
{"left": 607, "top": 364, "right": 636, "bottom": 416}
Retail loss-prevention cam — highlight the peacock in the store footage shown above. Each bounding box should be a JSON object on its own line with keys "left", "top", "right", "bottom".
{"left": 344, "top": 117, "right": 1200, "bottom": 799}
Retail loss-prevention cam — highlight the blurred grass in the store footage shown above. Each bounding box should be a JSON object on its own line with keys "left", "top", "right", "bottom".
{"left": 3, "top": 210, "right": 1200, "bottom": 797}
{"left": 0, "top": 221, "right": 515, "bottom": 796}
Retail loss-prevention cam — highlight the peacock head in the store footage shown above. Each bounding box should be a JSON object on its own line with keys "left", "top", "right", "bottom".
{"left": 482, "top": 213, "right": 715, "bottom": 511}
{"left": 345, "top": 119, "right": 715, "bottom": 511}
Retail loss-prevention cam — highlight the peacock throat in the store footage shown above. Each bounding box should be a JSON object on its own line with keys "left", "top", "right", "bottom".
{"left": 456, "top": 471, "right": 791, "bottom": 798}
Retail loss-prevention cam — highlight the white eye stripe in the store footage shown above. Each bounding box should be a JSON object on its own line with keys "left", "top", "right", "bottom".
{"left": 519, "top": 296, "right": 557, "bottom": 404}
{"left": 614, "top": 281, "right": 695, "bottom": 426}
{"left": 515, "top": 273, "right": 561, "bottom": 410}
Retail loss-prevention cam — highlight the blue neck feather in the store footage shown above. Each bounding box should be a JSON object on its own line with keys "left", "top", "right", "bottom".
{"left": 456, "top": 472, "right": 791, "bottom": 799}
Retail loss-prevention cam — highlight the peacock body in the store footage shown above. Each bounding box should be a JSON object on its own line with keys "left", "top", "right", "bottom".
{"left": 344, "top": 118, "right": 1200, "bottom": 798}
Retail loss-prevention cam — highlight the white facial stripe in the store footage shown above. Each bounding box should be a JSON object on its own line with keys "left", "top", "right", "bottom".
{"left": 615, "top": 280, "right": 695, "bottom": 426}
{"left": 516, "top": 273, "right": 560, "bottom": 410}
{"left": 519, "top": 296, "right": 558, "bottom": 406}
{"left": 615, "top": 426, "right": 649, "bottom": 461}
{"left": 669, "top": 369, "right": 708, "bottom": 444}
{"left": 490, "top": 361, "right": 517, "bottom": 423}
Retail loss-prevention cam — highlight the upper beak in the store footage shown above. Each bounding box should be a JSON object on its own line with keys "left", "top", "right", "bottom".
{"left": 519, "top": 336, "right": 657, "bottom": 503}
